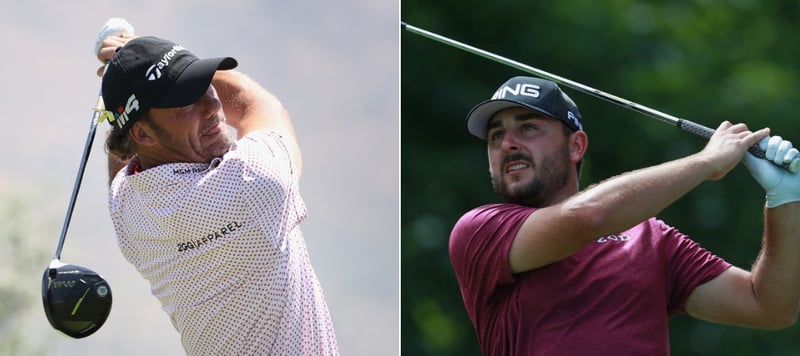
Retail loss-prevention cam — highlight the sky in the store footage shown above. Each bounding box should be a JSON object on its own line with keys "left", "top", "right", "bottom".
{"left": 0, "top": 1, "right": 398, "bottom": 355}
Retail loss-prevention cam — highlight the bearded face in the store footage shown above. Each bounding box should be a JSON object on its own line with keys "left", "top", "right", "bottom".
{"left": 486, "top": 108, "right": 579, "bottom": 207}
{"left": 490, "top": 141, "right": 572, "bottom": 207}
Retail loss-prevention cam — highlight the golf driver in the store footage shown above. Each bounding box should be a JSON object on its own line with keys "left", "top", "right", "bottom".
{"left": 401, "top": 22, "right": 800, "bottom": 173}
{"left": 41, "top": 17, "right": 134, "bottom": 339}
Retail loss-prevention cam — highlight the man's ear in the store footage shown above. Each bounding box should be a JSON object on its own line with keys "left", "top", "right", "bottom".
{"left": 128, "top": 121, "right": 156, "bottom": 146}
{"left": 570, "top": 130, "right": 588, "bottom": 164}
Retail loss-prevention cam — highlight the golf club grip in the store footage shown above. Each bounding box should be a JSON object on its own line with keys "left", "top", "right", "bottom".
{"left": 676, "top": 119, "right": 795, "bottom": 172}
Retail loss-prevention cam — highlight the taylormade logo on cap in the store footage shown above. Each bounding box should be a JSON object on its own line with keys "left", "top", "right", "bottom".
{"left": 145, "top": 65, "right": 162, "bottom": 81}
{"left": 465, "top": 76, "right": 584, "bottom": 139}
{"left": 145, "top": 44, "right": 185, "bottom": 81}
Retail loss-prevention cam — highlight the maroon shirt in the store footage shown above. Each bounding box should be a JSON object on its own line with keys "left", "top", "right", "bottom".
{"left": 449, "top": 204, "right": 731, "bottom": 355}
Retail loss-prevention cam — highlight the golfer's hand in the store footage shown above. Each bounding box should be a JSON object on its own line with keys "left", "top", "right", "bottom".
{"left": 743, "top": 136, "right": 800, "bottom": 207}
{"left": 95, "top": 33, "right": 136, "bottom": 76}
{"left": 703, "top": 121, "right": 770, "bottom": 181}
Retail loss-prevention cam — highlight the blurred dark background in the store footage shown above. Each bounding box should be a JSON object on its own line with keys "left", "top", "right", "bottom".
{"left": 401, "top": 1, "right": 800, "bottom": 355}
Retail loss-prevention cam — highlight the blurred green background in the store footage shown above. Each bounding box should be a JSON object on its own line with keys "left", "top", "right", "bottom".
{"left": 401, "top": 1, "right": 800, "bottom": 355}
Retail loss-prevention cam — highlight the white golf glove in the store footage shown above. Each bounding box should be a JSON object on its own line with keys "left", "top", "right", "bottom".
{"left": 742, "top": 136, "right": 800, "bottom": 208}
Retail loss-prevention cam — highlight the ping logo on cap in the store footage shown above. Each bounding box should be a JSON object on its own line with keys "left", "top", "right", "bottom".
{"left": 492, "top": 83, "right": 541, "bottom": 100}
{"left": 567, "top": 111, "right": 583, "bottom": 131}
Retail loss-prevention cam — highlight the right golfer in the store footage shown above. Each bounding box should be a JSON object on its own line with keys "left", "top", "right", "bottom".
{"left": 449, "top": 76, "right": 800, "bottom": 355}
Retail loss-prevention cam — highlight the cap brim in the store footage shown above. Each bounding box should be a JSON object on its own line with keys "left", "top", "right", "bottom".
{"left": 155, "top": 57, "right": 238, "bottom": 108}
{"left": 466, "top": 99, "right": 556, "bottom": 139}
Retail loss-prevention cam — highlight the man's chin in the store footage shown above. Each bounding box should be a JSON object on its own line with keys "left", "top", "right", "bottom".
{"left": 496, "top": 183, "right": 545, "bottom": 207}
{"left": 205, "top": 139, "right": 233, "bottom": 160}
{"left": 497, "top": 188, "right": 529, "bottom": 205}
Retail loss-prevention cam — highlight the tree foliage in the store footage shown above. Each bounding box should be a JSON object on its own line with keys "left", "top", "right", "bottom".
{"left": 0, "top": 185, "right": 57, "bottom": 355}
{"left": 401, "top": 1, "right": 800, "bottom": 355}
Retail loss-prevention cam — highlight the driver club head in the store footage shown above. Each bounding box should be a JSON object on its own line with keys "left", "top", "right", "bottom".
{"left": 41, "top": 259, "right": 112, "bottom": 338}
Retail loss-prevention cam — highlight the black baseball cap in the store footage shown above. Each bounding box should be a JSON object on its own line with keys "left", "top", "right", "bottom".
{"left": 466, "top": 76, "right": 584, "bottom": 139}
{"left": 101, "top": 36, "right": 238, "bottom": 132}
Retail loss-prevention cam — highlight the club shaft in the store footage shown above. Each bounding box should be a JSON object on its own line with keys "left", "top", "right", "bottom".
{"left": 54, "top": 95, "right": 102, "bottom": 260}
{"left": 402, "top": 22, "right": 687, "bottom": 125}
{"left": 54, "top": 19, "right": 134, "bottom": 260}
{"left": 401, "top": 22, "right": 792, "bottom": 171}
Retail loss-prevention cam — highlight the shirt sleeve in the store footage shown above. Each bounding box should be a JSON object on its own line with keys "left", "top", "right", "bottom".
{"left": 449, "top": 204, "right": 535, "bottom": 318}
{"left": 654, "top": 219, "right": 732, "bottom": 314}
{"left": 230, "top": 130, "right": 307, "bottom": 246}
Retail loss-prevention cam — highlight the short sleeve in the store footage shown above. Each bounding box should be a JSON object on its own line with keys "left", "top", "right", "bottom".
{"left": 449, "top": 204, "right": 535, "bottom": 317}
{"left": 229, "top": 130, "right": 307, "bottom": 247}
{"left": 655, "top": 219, "right": 732, "bottom": 314}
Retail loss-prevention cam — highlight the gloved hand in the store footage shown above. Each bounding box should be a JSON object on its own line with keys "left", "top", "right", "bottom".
{"left": 742, "top": 136, "right": 800, "bottom": 208}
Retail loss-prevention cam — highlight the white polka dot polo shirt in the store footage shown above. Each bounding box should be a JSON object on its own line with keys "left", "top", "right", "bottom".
{"left": 108, "top": 130, "right": 338, "bottom": 355}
